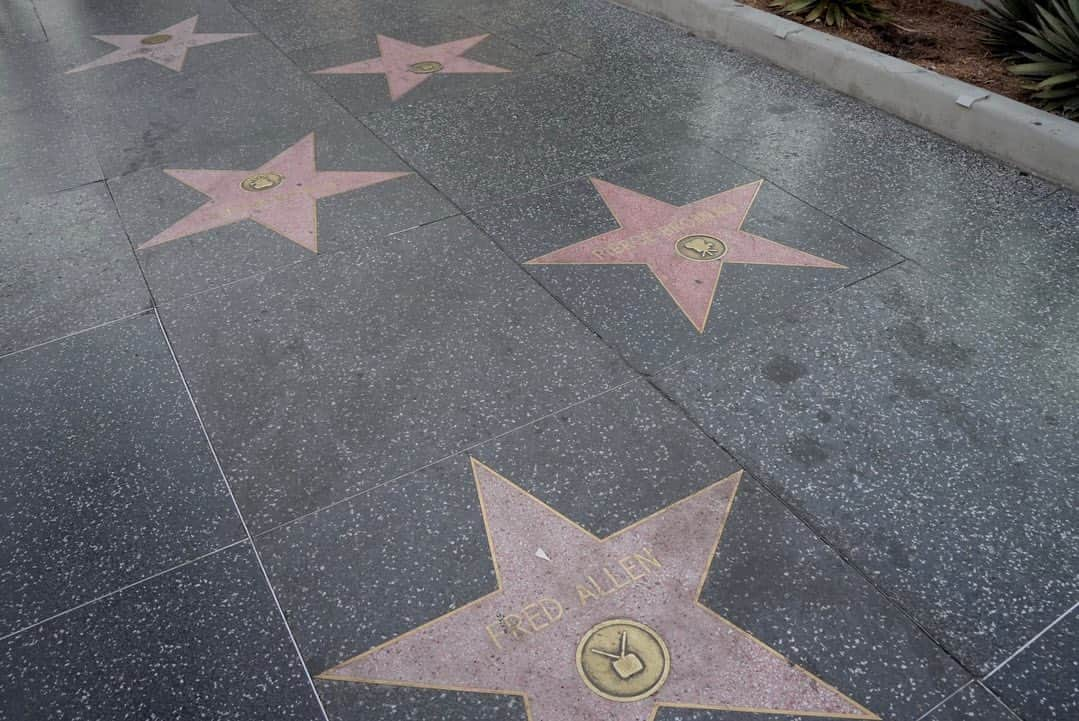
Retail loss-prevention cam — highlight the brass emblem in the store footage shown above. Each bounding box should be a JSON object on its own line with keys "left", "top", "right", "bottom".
{"left": 408, "top": 60, "right": 444, "bottom": 74}
{"left": 576, "top": 619, "right": 670, "bottom": 702}
{"left": 675, "top": 234, "right": 727, "bottom": 262}
{"left": 140, "top": 34, "right": 173, "bottom": 45}
{"left": 240, "top": 172, "right": 284, "bottom": 192}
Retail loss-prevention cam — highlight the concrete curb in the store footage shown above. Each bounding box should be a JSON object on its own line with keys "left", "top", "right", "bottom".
{"left": 614, "top": 0, "right": 1079, "bottom": 192}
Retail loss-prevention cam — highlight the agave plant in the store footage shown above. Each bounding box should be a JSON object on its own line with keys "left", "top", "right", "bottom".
{"left": 979, "top": 0, "right": 1045, "bottom": 58}
{"left": 1009, "top": 0, "right": 1079, "bottom": 117}
{"left": 770, "top": 0, "right": 886, "bottom": 28}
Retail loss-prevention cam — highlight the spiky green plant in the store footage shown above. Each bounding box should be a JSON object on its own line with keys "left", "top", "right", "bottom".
{"left": 770, "top": 0, "right": 886, "bottom": 28}
{"left": 979, "top": 0, "right": 1045, "bottom": 58}
{"left": 1009, "top": 0, "right": 1079, "bottom": 117}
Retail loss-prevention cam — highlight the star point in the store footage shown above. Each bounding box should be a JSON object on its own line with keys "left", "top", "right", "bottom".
{"left": 66, "top": 15, "right": 254, "bottom": 74}
{"left": 526, "top": 179, "right": 846, "bottom": 332}
{"left": 139, "top": 133, "right": 410, "bottom": 253}
{"left": 320, "top": 458, "right": 878, "bottom": 721}
{"left": 314, "top": 33, "right": 510, "bottom": 100}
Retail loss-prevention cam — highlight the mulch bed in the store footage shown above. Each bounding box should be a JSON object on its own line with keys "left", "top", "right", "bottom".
{"left": 740, "top": 0, "right": 1031, "bottom": 102}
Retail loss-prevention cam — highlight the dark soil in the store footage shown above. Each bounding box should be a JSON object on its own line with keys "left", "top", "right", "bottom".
{"left": 742, "top": 0, "right": 1030, "bottom": 102}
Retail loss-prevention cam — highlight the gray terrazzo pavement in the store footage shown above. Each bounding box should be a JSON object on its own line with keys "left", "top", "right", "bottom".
{"left": 0, "top": 0, "right": 1074, "bottom": 719}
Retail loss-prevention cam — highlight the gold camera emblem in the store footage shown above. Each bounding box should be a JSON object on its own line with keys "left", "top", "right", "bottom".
{"left": 408, "top": 60, "right": 444, "bottom": 74}
{"left": 240, "top": 172, "right": 285, "bottom": 192}
{"left": 576, "top": 619, "right": 670, "bottom": 702}
{"left": 140, "top": 33, "right": 172, "bottom": 45}
{"left": 675, "top": 234, "right": 727, "bottom": 262}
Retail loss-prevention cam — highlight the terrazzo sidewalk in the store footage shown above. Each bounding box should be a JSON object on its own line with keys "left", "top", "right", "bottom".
{"left": 1, "top": 0, "right": 1076, "bottom": 719}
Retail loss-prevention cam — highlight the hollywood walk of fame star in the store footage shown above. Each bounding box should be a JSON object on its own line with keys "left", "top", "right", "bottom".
{"left": 67, "top": 16, "right": 253, "bottom": 74}
{"left": 526, "top": 179, "right": 846, "bottom": 332}
{"left": 320, "top": 458, "right": 878, "bottom": 721}
{"left": 314, "top": 34, "right": 510, "bottom": 100}
{"left": 139, "top": 133, "right": 410, "bottom": 253}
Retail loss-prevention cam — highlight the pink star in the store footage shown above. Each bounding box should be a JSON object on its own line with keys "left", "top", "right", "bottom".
{"left": 526, "top": 179, "right": 846, "bottom": 332}
{"left": 320, "top": 459, "right": 878, "bottom": 721}
{"left": 314, "top": 34, "right": 510, "bottom": 100}
{"left": 139, "top": 134, "right": 410, "bottom": 253}
{"left": 67, "top": 16, "right": 253, "bottom": 74}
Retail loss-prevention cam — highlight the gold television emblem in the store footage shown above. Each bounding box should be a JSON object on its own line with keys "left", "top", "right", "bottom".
{"left": 576, "top": 619, "right": 670, "bottom": 702}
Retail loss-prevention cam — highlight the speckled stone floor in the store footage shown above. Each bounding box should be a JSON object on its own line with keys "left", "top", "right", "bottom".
{"left": 1, "top": 0, "right": 1076, "bottom": 719}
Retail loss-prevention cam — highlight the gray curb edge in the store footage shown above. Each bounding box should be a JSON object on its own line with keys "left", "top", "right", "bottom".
{"left": 615, "top": 0, "right": 1079, "bottom": 192}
